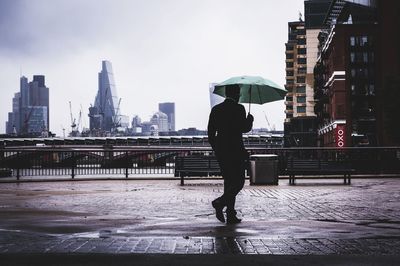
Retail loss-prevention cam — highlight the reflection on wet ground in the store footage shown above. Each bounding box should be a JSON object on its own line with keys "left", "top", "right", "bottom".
{"left": 0, "top": 178, "right": 399, "bottom": 255}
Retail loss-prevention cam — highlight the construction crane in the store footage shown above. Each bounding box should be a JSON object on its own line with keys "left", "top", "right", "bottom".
{"left": 61, "top": 125, "right": 66, "bottom": 138}
{"left": 79, "top": 104, "right": 86, "bottom": 130}
{"left": 69, "top": 101, "right": 77, "bottom": 135}
{"left": 76, "top": 105, "right": 83, "bottom": 132}
{"left": 111, "top": 98, "right": 122, "bottom": 132}
{"left": 263, "top": 110, "right": 271, "bottom": 131}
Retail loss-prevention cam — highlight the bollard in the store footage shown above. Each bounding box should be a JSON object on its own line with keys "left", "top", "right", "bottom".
{"left": 125, "top": 151, "right": 129, "bottom": 178}
{"left": 71, "top": 151, "right": 75, "bottom": 179}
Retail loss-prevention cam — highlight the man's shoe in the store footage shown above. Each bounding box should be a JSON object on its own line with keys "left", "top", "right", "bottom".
{"left": 226, "top": 210, "right": 241, "bottom": 224}
{"left": 212, "top": 200, "right": 225, "bottom": 223}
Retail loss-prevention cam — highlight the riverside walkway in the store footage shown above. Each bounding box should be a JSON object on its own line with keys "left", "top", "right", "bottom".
{"left": 0, "top": 178, "right": 399, "bottom": 265}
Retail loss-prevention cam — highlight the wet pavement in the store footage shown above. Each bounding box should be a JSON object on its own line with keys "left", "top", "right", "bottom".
{"left": 0, "top": 177, "right": 399, "bottom": 264}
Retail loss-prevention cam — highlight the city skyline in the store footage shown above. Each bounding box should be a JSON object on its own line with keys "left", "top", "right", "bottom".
{"left": 0, "top": 0, "right": 304, "bottom": 136}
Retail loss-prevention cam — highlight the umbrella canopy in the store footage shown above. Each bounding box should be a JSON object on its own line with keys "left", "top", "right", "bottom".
{"left": 214, "top": 76, "right": 287, "bottom": 105}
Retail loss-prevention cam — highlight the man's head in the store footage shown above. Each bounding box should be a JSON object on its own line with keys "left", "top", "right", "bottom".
{"left": 225, "top": 84, "right": 241, "bottom": 102}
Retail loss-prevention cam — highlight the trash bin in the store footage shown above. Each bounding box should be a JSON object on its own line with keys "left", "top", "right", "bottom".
{"left": 250, "top": 154, "right": 278, "bottom": 185}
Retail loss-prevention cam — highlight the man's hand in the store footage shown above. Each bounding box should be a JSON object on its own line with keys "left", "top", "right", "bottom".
{"left": 247, "top": 113, "right": 254, "bottom": 122}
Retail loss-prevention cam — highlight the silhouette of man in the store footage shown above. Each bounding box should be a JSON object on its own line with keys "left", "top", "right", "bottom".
{"left": 208, "top": 84, "right": 253, "bottom": 224}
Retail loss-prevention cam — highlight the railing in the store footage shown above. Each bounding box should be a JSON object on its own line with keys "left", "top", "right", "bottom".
{"left": 258, "top": 147, "right": 400, "bottom": 175}
{"left": 0, "top": 147, "right": 215, "bottom": 179}
{"left": 0, "top": 146, "right": 400, "bottom": 180}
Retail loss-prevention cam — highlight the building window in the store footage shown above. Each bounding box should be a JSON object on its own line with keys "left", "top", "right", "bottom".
{"left": 298, "top": 38, "right": 306, "bottom": 45}
{"left": 350, "top": 36, "right": 372, "bottom": 48}
{"left": 368, "top": 84, "right": 375, "bottom": 95}
{"left": 286, "top": 62, "right": 294, "bottom": 68}
{"left": 298, "top": 67, "right": 306, "bottom": 74}
{"left": 370, "top": 52, "right": 374, "bottom": 62}
{"left": 351, "top": 69, "right": 356, "bottom": 78}
{"left": 297, "top": 96, "right": 306, "bottom": 103}
{"left": 361, "top": 68, "right": 368, "bottom": 78}
{"left": 363, "top": 52, "right": 368, "bottom": 63}
{"left": 286, "top": 79, "right": 294, "bottom": 85}
{"left": 297, "top": 57, "right": 306, "bottom": 64}
{"left": 297, "top": 76, "right": 305, "bottom": 83}
{"left": 297, "top": 106, "right": 306, "bottom": 113}
{"left": 286, "top": 96, "right": 293, "bottom": 102}
{"left": 360, "top": 36, "right": 368, "bottom": 46}
{"left": 298, "top": 48, "right": 306, "bottom": 54}
{"left": 297, "top": 86, "right": 306, "bottom": 93}
{"left": 286, "top": 53, "right": 294, "bottom": 59}
{"left": 356, "top": 52, "right": 363, "bottom": 63}
{"left": 286, "top": 70, "right": 294, "bottom": 76}
{"left": 285, "top": 85, "right": 293, "bottom": 93}
{"left": 350, "top": 36, "right": 356, "bottom": 46}
{"left": 286, "top": 44, "right": 294, "bottom": 50}
{"left": 287, "top": 105, "right": 293, "bottom": 110}
{"left": 350, "top": 52, "right": 355, "bottom": 63}
{"left": 297, "top": 29, "right": 306, "bottom": 35}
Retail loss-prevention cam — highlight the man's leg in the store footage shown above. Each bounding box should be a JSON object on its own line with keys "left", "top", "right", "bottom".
{"left": 212, "top": 159, "right": 245, "bottom": 223}
{"left": 225, "top": 161, "right": 245, "bottom": 224}
{"left": 212, "top": 162, "right": 229, "bottom": 222}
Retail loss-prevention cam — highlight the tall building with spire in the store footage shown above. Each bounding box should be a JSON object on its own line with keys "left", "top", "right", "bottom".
{"left": 90, "top": 60, "right": 127, "bottom": 132}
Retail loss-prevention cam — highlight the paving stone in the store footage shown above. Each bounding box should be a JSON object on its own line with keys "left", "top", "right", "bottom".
{"left": 0, "top": 179, "right": 400, "bottom": 255}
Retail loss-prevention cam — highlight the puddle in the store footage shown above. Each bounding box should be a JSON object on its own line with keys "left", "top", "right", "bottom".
{"left": 73, "top": 231, "right": 101, "bottom": 238}
{"left": 235, "top": 228, "right": 258, "bottom": 234}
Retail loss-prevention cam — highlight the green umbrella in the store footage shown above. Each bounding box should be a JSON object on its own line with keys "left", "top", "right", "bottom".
{"left": 214, "top": 75, "right": 287, "bottom": 113}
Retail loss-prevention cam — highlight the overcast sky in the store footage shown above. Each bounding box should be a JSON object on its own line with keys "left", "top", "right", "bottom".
{"left": 0, "top": 0, "right": 304, "bottom": 136}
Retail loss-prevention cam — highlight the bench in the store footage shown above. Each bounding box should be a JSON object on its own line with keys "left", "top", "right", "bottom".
{"left": 175, "top": 155, "right": 221, "bottom": 186}
{"left": 0, "top": 168, "right": 12, "bottom": 178}
{"left": 286, "top": 159, "right": 354, "bottom": 185}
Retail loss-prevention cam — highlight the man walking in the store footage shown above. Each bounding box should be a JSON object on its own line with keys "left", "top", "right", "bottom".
{"left": 208, "top": 85, "right": 254, "bottom": 224}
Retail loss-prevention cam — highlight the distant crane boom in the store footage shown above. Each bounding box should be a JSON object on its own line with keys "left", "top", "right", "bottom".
{"left": 76, "top": 105, "right": 82, "bottom": 131}
{"left": 263, "top": 111, "right": 271, "bottom": 131}
{"left": 69, "top": 101, "right": 76, "bottom": 131}
{"left": 112, "top": 98, "right": 122, "bottom": 131}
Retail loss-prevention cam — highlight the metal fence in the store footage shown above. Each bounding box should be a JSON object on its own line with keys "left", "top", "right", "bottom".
{"left": 258, "top": 147, "right": 400, "bottom": 175}
{"left": 0, "top": 146, "right": 400, "bottom": 180}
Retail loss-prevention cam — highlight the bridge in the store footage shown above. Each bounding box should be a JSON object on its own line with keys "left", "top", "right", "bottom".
{"left": 0, "top": 134, "right": 284, "bottom": 148}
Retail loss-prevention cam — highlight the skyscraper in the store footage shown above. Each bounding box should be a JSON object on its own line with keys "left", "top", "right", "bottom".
{"left": 30, "top": 75, "right": 49, "bottom": 130}
{"left": 91, "top": 60, "right": 125, "bottom": 132}
{"left": 284, "top": 20, "right": 312, "bottom": 146}
{"left": 6, "top": 75, "right": 49, "bottom": 135}
{"left": 283, "top": 1, "right": 331, "bottom": 147}
{"left": 158, "top": 102, "right": 175, "bottom": 131}
{"left": 6, "top": 92, "right": 20, "bottom": 134}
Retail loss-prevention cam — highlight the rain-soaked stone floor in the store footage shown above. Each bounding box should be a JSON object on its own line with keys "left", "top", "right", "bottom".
{"left": 0, "top": 178, "right": 399, "bottom": 255}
